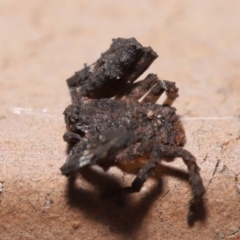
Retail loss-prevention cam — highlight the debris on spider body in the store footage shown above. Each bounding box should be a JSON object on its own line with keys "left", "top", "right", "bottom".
{"left": 60, "top": 37, "right": 205, "bottom": 218}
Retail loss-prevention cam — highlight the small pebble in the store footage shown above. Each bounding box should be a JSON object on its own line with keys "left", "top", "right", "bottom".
{"left": 72, "top": 221, "right": 80, "bottom": 229}
{"left": 147, "top": 110, "right": 154, "bottom": 119}
{"left": 216, "top": 232, "right": 225, "bottom": 239}
{"left": 229, "top": 226, "right": 239, "bottom": 235}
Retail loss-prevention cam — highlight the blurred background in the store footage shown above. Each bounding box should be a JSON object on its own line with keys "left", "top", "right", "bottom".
{"left": 0, "top": 1, "right": 240, "bottom": 239}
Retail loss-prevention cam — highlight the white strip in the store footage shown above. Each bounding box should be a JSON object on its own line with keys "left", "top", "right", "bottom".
{"left": 9, "top": 107, "right": 239, "bottom": 121}
{"left": 9, "top": 107, "right": 49, "bottom": 115}
{"left": 181, "top": 116, "right": 239, "bottom": 121}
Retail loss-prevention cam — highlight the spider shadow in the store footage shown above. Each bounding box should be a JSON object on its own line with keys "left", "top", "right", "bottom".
{"left": 65, "top": 164, "right": 207, "bottom": 236}
{"left": 66, "top": 166, "right": 162, "bottom": 236}
{"left": 157, "top": 164, "right": 207, "bottom": 226}
{"left": 118, "top": 161, "right": 207, "bottom": 226}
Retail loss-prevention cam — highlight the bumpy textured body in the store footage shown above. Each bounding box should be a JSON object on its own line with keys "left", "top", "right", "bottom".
{"left": 60, "top": 38, "right": 205, "bottom": 217}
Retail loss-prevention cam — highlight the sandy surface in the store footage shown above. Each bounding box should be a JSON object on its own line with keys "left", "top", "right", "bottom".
{"left": 0, "top": 1, "right": 240, "bottom": 239}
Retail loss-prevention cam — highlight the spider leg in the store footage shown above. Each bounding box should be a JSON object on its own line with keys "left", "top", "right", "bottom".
{"left": 141, "top": 81, "right": 165, "bottom": 104}
{"left": 162, "top": 80, "right": 179, "bottom": 106}
{"left": 60, "top": 128, "right": 136, "bottom": 177}
{"left": 68, "top": 88, "right": 80, "bottom": 105}
{"left": 159, "top": 144, "right": 205, "bottom": 200}
{"left": 63, "top": 104, "right": 83, "bottom": 147}
{"left": 63, "top": 131, "right": 82, "bottom": 145}
{"left": 116, "top": 74, "right": 158, "bottom": 103}
{"left": 127, "top": 144, "right": 162, "bottom": 192}
{"left": 142, "top": 80, "right": 178, "bottom": 105}
{"left": 118, "top": 76, "right": 179, "bottom": 105}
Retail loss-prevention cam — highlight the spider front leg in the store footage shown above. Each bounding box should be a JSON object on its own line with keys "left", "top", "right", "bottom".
{"left": 116, "top": 74, "right": 158, "bottom": 103}
{"left": 63, "top": 103, "right": 84, "bottom": 149}
{"left": 63, "top": 131, "right": 82, "bottom": 145}
{"left": 60, "top": 128, "right": 136, "bottom": 177}
{"left": 142, "top": 80, "right": 179, "bottom": 106}
{"left": 117, "top": 75, "right": 178, "bottom": 106}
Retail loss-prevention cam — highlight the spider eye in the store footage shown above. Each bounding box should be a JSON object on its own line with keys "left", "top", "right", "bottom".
{"left": 66, "top": 109, "right": 79, "bottom": 125}
{"left": 73, "top": 106, "right": 80, "bottom": 115}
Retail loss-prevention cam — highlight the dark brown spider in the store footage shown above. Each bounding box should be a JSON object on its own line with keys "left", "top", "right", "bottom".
{"left": 60, "top": 38, "right": 205, "bottom": 207}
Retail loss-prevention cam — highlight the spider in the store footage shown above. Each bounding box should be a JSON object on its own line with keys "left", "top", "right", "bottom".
{"left": 60, "top": 37, "right": 205, "bottom": 204}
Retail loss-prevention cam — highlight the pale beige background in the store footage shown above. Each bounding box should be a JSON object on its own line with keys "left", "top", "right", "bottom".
{"left": 0, "top": 1, "right": 240, "bottom": 239}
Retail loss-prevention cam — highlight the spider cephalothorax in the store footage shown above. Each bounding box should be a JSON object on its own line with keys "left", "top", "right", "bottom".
{"left": 60, "top": 38, "right": 205, "bottom": 212}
